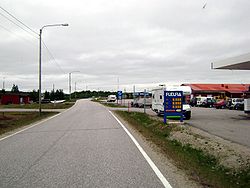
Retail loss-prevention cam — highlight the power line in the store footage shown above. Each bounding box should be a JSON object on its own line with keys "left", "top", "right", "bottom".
{"left": 0, "top": 11, "right": 38, "bottom": 39}
{"left": 0, "top": 6, "right": 38, "bottom": 36}
{"left": 0, "top": 23, "right": 37, "bottom": 46}
{"left": 0, "top": 6, "right": 66, "bottom": 76}
{"left": 42, "top": 41, "right": 66, "bottom": 74}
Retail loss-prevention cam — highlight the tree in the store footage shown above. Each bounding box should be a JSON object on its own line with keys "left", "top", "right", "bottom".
{"left": 44, "top": 90, "right": 50, "bottom": 99}
{"left": 50, "top": 89, "right": 55, "bottom": 101}
{"left": 55, "top": 89, "right": 65, "bottom": 100}
{"left": 28, "top": 90, "right": 39, "bottom": 102}
{"left": 11, "top": 84, "right": 19, "bottom": 93}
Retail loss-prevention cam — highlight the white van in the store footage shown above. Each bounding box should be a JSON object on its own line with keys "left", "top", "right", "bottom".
{"left": 107, "top": 95, "right": 117, "bottom": 102}
{"left": 151, "top": 85, "right": 192, "bottom": 119}
{"left": 196, "top": 96, "right": 207, "bottom": 106}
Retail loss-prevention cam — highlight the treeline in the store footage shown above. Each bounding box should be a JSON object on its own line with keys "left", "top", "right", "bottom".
{"left": 73, "top": 91, "right": 133, "bottom": 99}
{"left": 28, "top": 89, "right": 65, "bottom": 102}
{"left": 30, "top": 90, "right": 134, "bottom": 101}
{"left": 2, "top": 84, "right": 133, "bottom": 101}
{"left": 73, "top": 90, "right": 117, "bottom": 99}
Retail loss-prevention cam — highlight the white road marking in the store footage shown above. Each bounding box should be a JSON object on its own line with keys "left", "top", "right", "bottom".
{"left": 0, "top": 104, "right": 74, "bottom": 142}
{"left": 109, "top": 110, "right": 172, "bottom": 188}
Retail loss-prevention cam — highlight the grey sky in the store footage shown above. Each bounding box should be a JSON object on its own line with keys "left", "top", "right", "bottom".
{"left": 0, "top": 0, "right": 250, "bottom": 92}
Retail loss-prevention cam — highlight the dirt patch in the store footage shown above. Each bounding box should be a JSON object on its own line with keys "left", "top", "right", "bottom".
{"left": 169, "top": 123, "right": 250, "bottom": 170}
{"left": 0, "top": 116, "right": 13, "bottom": 120}
{"left": 0, "top": 112, "right": 57, "bottom": 135}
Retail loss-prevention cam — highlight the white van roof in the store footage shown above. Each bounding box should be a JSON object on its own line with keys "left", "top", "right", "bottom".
{"left": 152, "top": 85, "right": 192, "bottom": 95}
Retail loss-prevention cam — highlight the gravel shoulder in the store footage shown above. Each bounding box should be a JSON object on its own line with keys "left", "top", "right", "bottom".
{"left": 169, "top": 124, "right": 250, "bottom": 170}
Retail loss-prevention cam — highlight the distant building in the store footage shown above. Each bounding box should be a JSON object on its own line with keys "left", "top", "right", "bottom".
{"left": 181, "top": 84, "right": 250, "bottom": 99}
{"left": 0, "top": 92, "right": 30, "bottom": 105}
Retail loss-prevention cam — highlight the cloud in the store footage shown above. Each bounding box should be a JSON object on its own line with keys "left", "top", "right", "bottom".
{"left": 0, "top": 0, "right": 250, "bottom": 92}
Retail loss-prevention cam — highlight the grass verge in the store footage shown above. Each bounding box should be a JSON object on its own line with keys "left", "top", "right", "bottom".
{"left": 91, "top": 99, "right": 127, "bottom": 108}
{"left": 0, "top": 102, "right": 74, "bottom": 109}
{"left": 0, "top": 112, "right": 58, "bottom": 135}
{"left": 102, "top": 103, "right": 127, "bottom": 108}
{"left": 115, "top": 111, "right": 250, "bottom": 188}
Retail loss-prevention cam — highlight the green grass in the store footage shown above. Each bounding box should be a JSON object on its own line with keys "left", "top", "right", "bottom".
{"left": 0, "top": 102, "right": 74, "bottom": 109}
{"left": 0, "top": 112, "right": 57, "bottom": 135}
{"left": 115, "top": 111, "right": 250, "bottom": 188}
{"left": 91, "top": 99, "right": 127, "bottom": 108}
{"left": 101, "top": 103, "right": 127, "bottom": 108}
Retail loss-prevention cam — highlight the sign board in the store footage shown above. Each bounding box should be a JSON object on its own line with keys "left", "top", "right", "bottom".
{"left": 164, "top": 91, "right": 183, "bottom": 123}
{"left": 134, "top": 92, "right": 150, "bottom": 97}
{"left": 117, "top": 90, "right": 123, "bottom": 100}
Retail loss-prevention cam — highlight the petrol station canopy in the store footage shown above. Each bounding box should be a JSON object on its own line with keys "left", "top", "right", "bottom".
{"left": 212, "top": 52, "right": 250, "bottom": 70}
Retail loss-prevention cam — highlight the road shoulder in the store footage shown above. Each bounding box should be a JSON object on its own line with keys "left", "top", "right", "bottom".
{"left": 111, "top": 110, "right": 201, "bottom": 188}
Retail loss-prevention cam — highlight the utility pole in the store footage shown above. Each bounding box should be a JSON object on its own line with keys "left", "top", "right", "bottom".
{"left": 133, "top": 85, "right": 135, "bottom": 105}
{"left": 117, "top": 77, "right": 119, "bottom": 91}
{"left": 2, "top": 77, "right": 5, "bottom": 90}
{"left": 69, "top": 73, "right": 71, "bottom": 100}
{"left": 68, "top": 71, "right": 80, "bottom": 101}
{"left": 144, "top": 89, "right": 146, "bottom": 114}
{"left": 39, "top": 28, "right": 42, "bottom": 115}
{"left": 38, "top": 23, "right": 68, "bottom": 116}
{"left": 75, "top": 81, "right": 77, "bottom": 99}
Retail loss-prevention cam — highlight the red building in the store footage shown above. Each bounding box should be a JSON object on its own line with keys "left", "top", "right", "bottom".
{"left": 182, "top": 84, "right": 250, "bottom": 99}
{"left": 0, "top": 93, "right": 30, "bottom": 105}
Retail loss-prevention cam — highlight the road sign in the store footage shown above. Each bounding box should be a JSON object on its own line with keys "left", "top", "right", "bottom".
{"left": 117, "top": 91, "right": 123, "bottom": 100}
{"left": 164, "top": 91, "right": 183, "bottom": 124}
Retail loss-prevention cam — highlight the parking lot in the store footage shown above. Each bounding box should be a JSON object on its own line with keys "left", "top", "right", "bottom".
{"left": 188, "top": 107, "right": 250, "bottom": 148}
{"left": 109, "top": 100, "right": 250, "bottom": 148}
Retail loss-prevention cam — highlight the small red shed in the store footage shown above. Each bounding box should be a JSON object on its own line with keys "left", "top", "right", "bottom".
{"left": 0, "top": 92, "right": 30, "bottom": 105}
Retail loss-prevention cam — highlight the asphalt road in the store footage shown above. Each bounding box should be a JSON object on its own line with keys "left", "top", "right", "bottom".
{"left": 188, "top": 107, "right": 250, "bottom": 148}
{"left": 0, "top": 100, "right": 167, "bottom": 188}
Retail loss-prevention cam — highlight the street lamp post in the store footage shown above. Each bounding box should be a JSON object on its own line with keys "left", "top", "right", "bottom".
{"left": 39, "top": 23, "right": 68, "bottom": 116}
{"left": 68, "top": 71, "right": 80, "bottom": 100}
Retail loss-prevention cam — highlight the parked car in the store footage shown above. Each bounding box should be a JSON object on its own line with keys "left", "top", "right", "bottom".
{"left": 213, "top": 99, "right": 227, "bottom": 109}
{"left": 196, "top": 96, "right": 207, "bottom": 106}
{"left": 107, "top": 95, "right": 117, "bottom": 102}
{"left": 227, "top": 98, "right": 244, "bottom": 110}
{"left": 201, "top": 98, "right": 216, "bottom": 108}
{"left": 235, "top": 102, "right": 244, "bottom": 110}
{"left": 132, "top": 97, "right": 152, "bottom": 108}
{"left": 189, "top": 97, "right": 197, "bottom": 107}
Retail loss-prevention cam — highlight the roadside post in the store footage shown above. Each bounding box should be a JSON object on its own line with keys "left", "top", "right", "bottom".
{"left": 164, "top": 91, "right": 183, "bottom": 124}
{"left": 133, "top": 85, "right": 135, "bottom": 106}
{"left": 123, "top": 88, "right": 126, "bottom": 106}
{"left": 144, "top": 89, "right": 146, "bottom": 114}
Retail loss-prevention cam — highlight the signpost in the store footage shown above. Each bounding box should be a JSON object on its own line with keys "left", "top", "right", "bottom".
{"left": 117, "top": 90, "right": 123, "bottom": 104}
{"left": 164, "top": 91, "right": 183, "bottom": 124}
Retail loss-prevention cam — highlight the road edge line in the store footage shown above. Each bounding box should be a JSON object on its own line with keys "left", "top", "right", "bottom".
{"left": 0, "top": 102, "right": 75, "bottom": 142}
{"left": 108, "top": 110, "right": 172, "bottom": 188}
